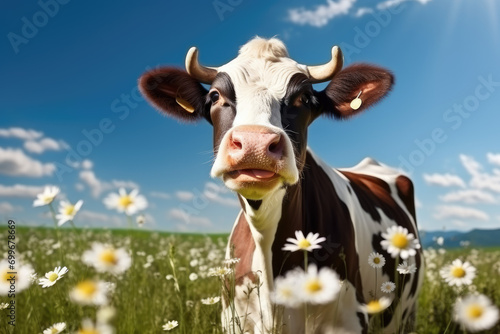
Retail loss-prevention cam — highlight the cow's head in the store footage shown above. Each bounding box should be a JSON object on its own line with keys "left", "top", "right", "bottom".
{"left": 139, "top": 37, "right": 393, "bottom": 201}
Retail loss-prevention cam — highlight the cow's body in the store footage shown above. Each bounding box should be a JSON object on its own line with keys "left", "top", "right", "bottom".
{"left": 227, "top": 150, "right": 423, "bottom": 333}
{"left": 140, "top": 37, "right": 423, "bottom": 334}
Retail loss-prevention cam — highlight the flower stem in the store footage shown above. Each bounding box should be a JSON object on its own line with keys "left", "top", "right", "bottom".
{"left": 303, "top": 250, "right": 309, "bottom": 333}
{"left": 126, "top": 214, "right": 133, "bottom": 229}
{"left": 48, "top": 202, "right": 58, "bottom": 228}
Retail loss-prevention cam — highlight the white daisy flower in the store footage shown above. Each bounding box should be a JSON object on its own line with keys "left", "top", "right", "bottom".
{"left": 189, "top": 273, "right": 198, "bottom": 281}
{"left": 397, "top": 261, "right": 417, "bottom": 275}
{"left": 163, "top": 320, "right": 179, "bottom": 331}
{"left": 0, "top": 302, "right": 9, "bottom": 309}
{"left": 43, "top": 322, "right": 66, "bottom": 334}
{"left": 298, "top": 264, "right": 341, "bottom": 305}
{"left": 97, "top": 306, "right": 116, "bottom": 324}
{"left": 454, "top": 294, "right": 499, "bottom": 332}
{"left": 103, "top": 188, "right": 148, "bottom": 215}
{"left": 360, "top": 297, "right": 392, "bottom": 314}
{"left": 368, "top": 252, "right": 386, "bottom": 268}
{"left": 0, "top": 260, "right": 34, "bottom": 295}
{"left": 282, "top": 231, "right": 326, "bottom": 252}
{"left": 381, "top": 226, "right": 420, "bottom": 259}
{"left": 440, "top": 259, "right": 476, "bottom": 287}
{"left": 208, "top": 267, "right": 232, "bottom": 277}
{"left": 136, "top": 214, "right": 146, "bottom": 227}
{"left": 33, "top": 186, "right": 60, "bottom": 207}
{"left": 38, "top": 266, "right": 68, "bottom": 288}
{"left": 223, "top": 258, "right": 240, "bottom": 265}
{"left": 70, "top": 280, "right": 110, "bottom": 306}
{"left": 82, "top": 243, "right": 132, "bottom": 275}
{"left": 76, "top": 318, "right": 114, "bottom": 334}
{"left": 166, "top": 274, "right": 174, "bottom": 280}
{"left": 380, "top": 281, "right": 396, "bottom": 293}
{"left": 201, "top": 296, "right": 220, "bottom": 305}
{"left": 271, "top": 271, "right": 302, "bottom": 308}
{"left": 55, "top": 200, "right": 83, "bottom": 226}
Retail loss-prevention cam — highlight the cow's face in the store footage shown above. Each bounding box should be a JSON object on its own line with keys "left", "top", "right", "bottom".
{"left": 140, "top": 38, "right": 393, "bottom": 200}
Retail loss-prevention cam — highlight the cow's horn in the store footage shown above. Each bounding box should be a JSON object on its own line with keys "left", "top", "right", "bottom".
{"left": 185, "top": 47, "right": 218, "bottom": 84}
{"left": 306, "top": 46, "right": 344, "bottom": 83}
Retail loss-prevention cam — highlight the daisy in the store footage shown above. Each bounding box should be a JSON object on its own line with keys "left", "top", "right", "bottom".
{"left": 380, "top": 281, "right": 396, "bottom": 293}
{"left": 33, "top": 186, "right": 60, "bottom": 207}
{"left": 368, "top": 252, "right": 386, "bottom": 268}
{"left": 271, "top": 272, "right": 302, "bottom": 308}
{"left": 208, "top": 267, "right": 232, "bottom": 277}
{"left": 282, "top": 231, "right": 326, "bottom": 252}
{"left": 70, "top": 280, "right": 109, "bottom": 306}
{"left": 43, "top": 322, "right": 66, "bottom": 334}
{"left": 189, "top": 273, "right": 198, "bottom": 281}
{"left": 223, "top": 258, "right": 240, "bottom": 265}
{"left": 103, "top": 188, "right": 148, "bottom": 215}
{"left": 56, "top": 200, "right": 83, "bottom": 226}
{"left": 76, "top": 318, "right": 114, "bottom": 334}
{"left": 163, "top": 320, "right": 179, "bottom": 331}
{"left": 440, "top": 259, "right": 476, "bottom": 287}
{"left": 39, "top": 266, "right": 68, "bottom": 288}
{"left": 97, "top": 306, "right": 116, "bottom": 324}
{"left": 82, "top": 243, "right": 132, "bottom": 275}
{"left": 0, "top": 302, "right": 9, "bottom": 309}
{"left": 0, "top": 260, "right": 34, "bottom": 295}
{"left": 136, "top": 214, "right": 146, "bottom": 227}
{"left": 397, "top": 261, "right": 417, "bottom": 275}
{"left": 201, "top": 296, "right": 221, "bottom": 305}
{"left": 454, "top": 294, "right": 499, "bottom": 332}
{"left": 380, "top": 226, "right": 420, "bottom": 259}
{"left": 360, "top": 297, "right": 392, "bottom": 314}
{"left": 298, "top": 264, "right": 341, "bottom": 305}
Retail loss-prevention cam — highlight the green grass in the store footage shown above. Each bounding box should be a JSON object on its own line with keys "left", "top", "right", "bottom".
{"left": 1, "top": 226, "right": 499, "bottom": 333}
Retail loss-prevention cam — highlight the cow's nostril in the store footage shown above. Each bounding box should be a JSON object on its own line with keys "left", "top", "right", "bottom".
{"left": 267, "top": 135, "right": 284, "bottom": 157}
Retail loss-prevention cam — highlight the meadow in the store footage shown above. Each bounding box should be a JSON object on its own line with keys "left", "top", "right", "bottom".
{"left": 1, "top": 225, "right": 499, "bottom": 334}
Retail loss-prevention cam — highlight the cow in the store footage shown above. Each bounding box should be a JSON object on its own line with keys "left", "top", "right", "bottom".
{"left": 139, "top": 37, "right": 423, "bottom": 334}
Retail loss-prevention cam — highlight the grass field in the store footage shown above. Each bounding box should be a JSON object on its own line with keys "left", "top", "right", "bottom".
{"left": 1, "top": 225, "right": 499, "bottom": 333}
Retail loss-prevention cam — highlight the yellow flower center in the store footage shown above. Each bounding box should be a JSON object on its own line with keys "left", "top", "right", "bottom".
{"left": 467, "top": 304, "right": 484, "bottom": 319}
{"left": 50, "top": 328, "right": 60, "bottom": 334}
{"left": 366, "top": 300, "right": 383, "bottom": 314}
{"left": 451, "top": 267, "right": 466, "bottom": 278}
{"left": 305, "top": 279, "right": 322, "bottom": 293}
{"left": 76, "top": 281, "right": 97, "bottom": 297}
{"left": 373, "top": 257, "right": 380, "bottom": 264}
{"left": 48, "top": 272, "right": 59, "bottom": 282}
{"left": 64, "top": 205, "right": 75, "bottom": 216}
{"left": 119, "top": 195, "right": 133, "bottom": 208}
{"left": 100, "top": 249, "right": 118, "bottom": 265}
{"left": 2, "top": 271, "right": 16, "bottom": 282}
{"left": 391, "top": 233, "right": 409, "bottom": 249}
{"left": 298, "top": 239, "right": 311, "bottom": 249}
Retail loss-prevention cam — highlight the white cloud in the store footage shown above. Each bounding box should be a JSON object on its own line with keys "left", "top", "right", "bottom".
{"left": 288, "top": 0, "right": 355, "bottom": 28}
{"left": 377, "top": 0, "right": 431, "bottom": 10}
{"left": 0, "top": 201, "right": 23, "bottom": 214}
{"left": 0, "top": 127, "right": 43, "bottom": 141}
{"left": 439, "top": 189, "right": 497, "bottom": 204}
{"left": 487, "top": 152, "right": 500, "bottom": 167}
{"left": 149, "top": 191, "right": 171, "bottom": 200}
{"left": 354, "top": 7, "right": 373, "bottom": 17}
{"left": 24, "top": 137, "right": 66, "bottom": 154}
{"left": 0, "top": 148, "right": 55, "bottom": 177}
{"left": 81, "top": 159, "right": 93, "bottom": 169}
{"left": 75, "top": 183, "right": 85, "bottom": 191}
{"left": 460, "top": 154, "right": 500, "bottom": 193}
{"left": 423, "top": 173, "right": 466, "bottom": 188}
{"left": 168, "top": 208, "right": 212, "bottom": 227}
{"left": 0, "top": 184, "right": 45, "bottom": 198}
{"left": 176, "top": 191, "right": 195, "bottom": 202}
{"left": 79, "top": 169, "right": 139, "bottom": 198}
{"left": 203, "top": 182, "right": 239, "bottom": 207}
{"left": 434, "top": 205, "right": 489, "bottom": 221}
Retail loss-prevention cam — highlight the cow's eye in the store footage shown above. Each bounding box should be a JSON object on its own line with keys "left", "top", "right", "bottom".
{"left": 301, "top": 93, "right": 311, "bottom": 105}
{"left": 210, "top": 91, "right": 220, "bottom": 104}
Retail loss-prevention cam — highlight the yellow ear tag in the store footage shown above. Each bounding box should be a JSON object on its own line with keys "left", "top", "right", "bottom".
{"left": 176, "top": 94, "right": 195, "bottom": 113}
{"left": 350, "top": 91, "right": 363, "bottom": 110}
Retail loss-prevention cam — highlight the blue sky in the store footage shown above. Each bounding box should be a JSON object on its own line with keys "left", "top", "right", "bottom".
{"left": 1, "top": 0, "right": 500, "bottom": 233}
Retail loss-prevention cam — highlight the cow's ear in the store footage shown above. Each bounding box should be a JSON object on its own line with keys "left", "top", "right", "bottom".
{"left": 139, "top": 68, "right": 208, "bottom": 122}
{"left": 317, "top": 64, "right": 394, "bottom": 120}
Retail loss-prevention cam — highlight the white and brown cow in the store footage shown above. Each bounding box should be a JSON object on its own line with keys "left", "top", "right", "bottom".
{"left": 140, "top": 37, "right": 423, "bottom": 334}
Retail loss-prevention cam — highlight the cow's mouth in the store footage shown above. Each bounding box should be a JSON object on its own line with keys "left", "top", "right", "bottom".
{"left": 228, "top": 169, "right": 277, "bottom": 180}
{"left": 223, "top": 168, "right": 281, "bottom": 199}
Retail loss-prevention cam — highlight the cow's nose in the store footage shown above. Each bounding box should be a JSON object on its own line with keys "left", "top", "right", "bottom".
{"left": 229, "top": 126, "right": 284, "bottom": 162}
